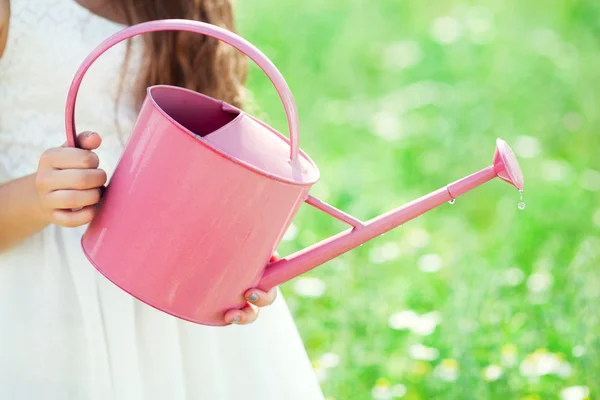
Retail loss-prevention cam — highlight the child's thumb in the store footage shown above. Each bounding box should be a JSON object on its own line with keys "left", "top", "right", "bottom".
{"left": 62, "top": 131, "right": 102, "bottom": 150}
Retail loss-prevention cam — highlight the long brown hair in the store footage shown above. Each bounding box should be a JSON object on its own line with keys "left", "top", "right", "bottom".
{"left": 115, "top": 0, "right": 247, "bottom": 110}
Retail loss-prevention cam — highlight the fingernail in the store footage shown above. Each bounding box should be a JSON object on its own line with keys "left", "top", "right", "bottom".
{"left": 230, "top": 315, "right": 240, "bottom": 324}
{"left": 248, "top": 292, "right": 259, "bottom": 302}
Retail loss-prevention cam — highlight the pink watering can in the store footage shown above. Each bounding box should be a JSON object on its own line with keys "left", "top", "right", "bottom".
{"left": 65, "top": 20, "right": 524, "bottom": 326}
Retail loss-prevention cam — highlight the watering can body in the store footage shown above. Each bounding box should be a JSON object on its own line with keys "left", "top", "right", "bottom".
{"left": 81, "top": 87, "right": 318, "bottom": 325}
{"left": 66, "top": 20, "right": 524, "bottom": 326}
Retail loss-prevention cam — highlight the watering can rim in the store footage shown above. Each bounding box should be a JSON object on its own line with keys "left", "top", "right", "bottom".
{"left": 146, "top": 84, "right": 321, "bottom": 187}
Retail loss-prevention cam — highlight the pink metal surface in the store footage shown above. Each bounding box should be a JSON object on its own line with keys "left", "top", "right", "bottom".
{"left": 64, "top": 19, "right": 525, "bottom": 326}
{"left": 447, "top": 166, "right": 496, "bottom": 198}
{"left": 79, "top": 88, "right": 316, "bottom": 326}
{"left": 305, "top": 195, "right": 365, "bottom": 228}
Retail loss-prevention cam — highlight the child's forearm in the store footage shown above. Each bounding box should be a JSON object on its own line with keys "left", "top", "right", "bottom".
{"left": 0, "top": 173, "right": 50, "bottom": 252}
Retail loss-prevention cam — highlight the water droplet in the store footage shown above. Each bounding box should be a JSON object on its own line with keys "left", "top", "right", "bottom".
{"left": 518, "top": 190, "right": 525, "bottom": 210}
{"left": 448, "top": 199, "right": 455, "bottom": 204}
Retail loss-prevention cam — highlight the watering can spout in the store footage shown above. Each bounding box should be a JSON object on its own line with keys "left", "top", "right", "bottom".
{"left": 257, "top": 138, "right": 524, "bottom": 291}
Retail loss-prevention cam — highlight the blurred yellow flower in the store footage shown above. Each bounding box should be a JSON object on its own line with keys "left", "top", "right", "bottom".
{"left": 441, "top": 358, "right": 458, "bottom": 370}
{"left": 520, "top": 395, "right": 541, "bottom": 400}
{"left": 372, "top": 378, "right": 392, "bottom": 400}
{"left": 434, "top": 359, "right": 459, "bottom": 382}
{"left": 375, "top": 377, "right": 391, "bottom": 387}
{"left": 411, "top": 361, "right": 432, "bottom": 375}
{"left": 501, "top": 344, "right": 519, "bottom": 367}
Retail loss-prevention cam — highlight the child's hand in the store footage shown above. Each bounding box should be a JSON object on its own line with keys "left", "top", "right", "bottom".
{"left": 224, "top": 253, "right": 280, "bottom": 325}
{"left": 35, "top": 131, "right": 107, "bottom": 228}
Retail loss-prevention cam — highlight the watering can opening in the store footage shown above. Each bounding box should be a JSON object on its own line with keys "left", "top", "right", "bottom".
{"left": 148, "top": 85, "right": 320, "bottom": 186}
{"left": 149, "top": 85, "right": 239, "bottom": 138}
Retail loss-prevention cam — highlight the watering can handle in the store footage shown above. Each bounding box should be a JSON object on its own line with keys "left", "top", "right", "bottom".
{"left": 64, "top": 19, "right": 301, "bottom": 163}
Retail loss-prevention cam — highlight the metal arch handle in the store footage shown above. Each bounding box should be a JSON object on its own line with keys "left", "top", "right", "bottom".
{"left": 64, "top": 19, "right": 300, "bottom": 163}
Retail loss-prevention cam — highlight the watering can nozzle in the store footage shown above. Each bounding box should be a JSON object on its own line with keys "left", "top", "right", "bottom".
{"left": 493, "top": 138, "right": 524, "bottom": 191}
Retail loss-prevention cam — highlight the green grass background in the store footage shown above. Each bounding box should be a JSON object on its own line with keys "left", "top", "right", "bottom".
{"left": 236, "top": 1, "right": 600, "bottom": 399}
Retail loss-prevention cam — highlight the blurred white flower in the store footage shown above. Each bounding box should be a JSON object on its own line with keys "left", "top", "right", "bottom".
{"left": 519, "top": 349, "right": 572, "bottom": 378}
{"left": 388, "top": 310, "right": 441, "bottom": 336}
{"left": 372, "top": 379, "right": 392, "bottom": 400}
{"left": 530, "top": 28, "right": 562, "bottom": 57}
{"left": 483, "top": 364, "right": 503, "bottom": 381}
{"left": 403, "top": 81, "right": 441, "bottom": 109}
{"left": 560, "top": 386, "right": 590, "bottom": 400}
{"left": 391, "top": 384, "right": 407, "bottom": 398}
{"left": 563, "top": 112, "right": 583, "bottom": 132}
{"left": 434, "top": 359, "right": 459, "bottom": 382}
{"left": 527, "top": 271, "right": 554, "bottom": 293}
{"left": 557, "top": 361, "right": 573, "bottom": 378}
{"left": 369, "top": 242, "right": 401, "bottom": 264}
{"left": 282, "top": 223, "right": 298, "bottom": 241}
{"left": 389, "top": 310, "right": 419, "bottom": 330}
{"left": 320, "top": 352, "right": 340, "bottom": 369}
{"left": 406, "top": 228, "right": 430, "bottom": 249}
{"left": 418, "top": 254, "right": 443, "bottom": 273}
{"left": 382, "top": 40, "right": 422, "bottom": 71}
{"left": 370, "top": 111, "right": 404, "bottom": 141}
{"left": 514, "top": 135, "right": 541, "bottom": 159}
{"left": 457, "top": 318, "right": 478, "bottom": 334}
{"left": 503, "top": 267, "right": 525, "bottom": 286}
{"left": 423, "top": 311, "right": 443, "bottom": 324}
{"left": 541, "top": 160, "right": 574, "bottom": 183}
{"left": 572, "top": 345, "right": 586, "bottom": 358}
{"left": 431, "top": 16, "right": 462, "bottom": 44}
{"left": 593, "top": 209, "right": 600, "bottom": 228}
{"left": 580, "top": 169, "right": 600, "bottom": 192}
{"left": 293, "top": 277, "right": 326, "bottom": 298}
{"left": 465, "top": 6, "right": 495, "bottom": 44}
{"left": 409, "top": 343, "right": 440, "bottom": 361}
{"left": 312, "top": 360, "right": 329, "bottom": 382}
{"left": 412, "top": 312, "right": 441, "bottom": 336}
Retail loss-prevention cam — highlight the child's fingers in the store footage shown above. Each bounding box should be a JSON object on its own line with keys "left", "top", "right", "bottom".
{"left": 45, "top": 188, "right": 101, "bottom": 210}
{"left": 39, "top": 147, "right": 99, "bottom": 170}
{"left": 39, "top": 169, "right": 107, "bottom": 191}
{"left": 50, "top": 205, "right": 96, "bottom": 228}
{"left": 244, "top": 288, "right": 278, "bottom": 307}
{"left": 224, "top": 303, "right": 259, "bottom": 325}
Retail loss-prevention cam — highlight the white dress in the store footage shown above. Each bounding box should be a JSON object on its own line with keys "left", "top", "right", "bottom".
{"left": 0, "top": 1, "right": 325, "bottom": 399}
